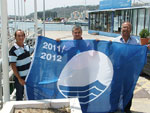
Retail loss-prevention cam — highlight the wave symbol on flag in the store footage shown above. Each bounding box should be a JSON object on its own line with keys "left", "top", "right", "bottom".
{"left": 57, "top": 50, "right": 113, "bottom": 104}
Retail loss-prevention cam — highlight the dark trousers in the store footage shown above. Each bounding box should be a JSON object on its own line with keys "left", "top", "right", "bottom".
{"left": 14, "top": 76, "right": 26, "bottom": 100}
{"left": 124, "top": 95, "right": 133, "bottom": 113}
{"left": 109, "top": 95, "right": 133, "bottom": 113}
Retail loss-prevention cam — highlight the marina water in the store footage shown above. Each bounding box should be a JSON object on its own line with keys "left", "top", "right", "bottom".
{"left": 7, "top": 22, "right": 88, "bottom": 31}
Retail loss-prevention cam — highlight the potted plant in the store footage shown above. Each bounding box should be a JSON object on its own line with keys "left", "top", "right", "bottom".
{"left": 139, "top": 29, "right": 149, "bottom": 45}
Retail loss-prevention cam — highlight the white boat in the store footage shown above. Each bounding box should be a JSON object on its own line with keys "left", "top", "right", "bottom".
{"left": 64, "top": 19, "right": 88, "bottom": 26}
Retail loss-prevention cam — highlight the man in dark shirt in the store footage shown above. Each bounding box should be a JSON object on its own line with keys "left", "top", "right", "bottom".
{"left": 9, "top": 29, "right": 34, "bottom": 100}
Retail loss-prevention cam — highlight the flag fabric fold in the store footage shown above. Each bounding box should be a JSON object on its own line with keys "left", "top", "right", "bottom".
{"left": 25, "top": 36, "right": 147, "bottom": 113}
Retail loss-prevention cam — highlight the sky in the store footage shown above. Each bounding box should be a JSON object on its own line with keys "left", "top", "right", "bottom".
{"left": 6, "top": 0, "right": 150, "bottom": 16}
{"left": 7, "top": 0, "right": 100, "bottom": 15}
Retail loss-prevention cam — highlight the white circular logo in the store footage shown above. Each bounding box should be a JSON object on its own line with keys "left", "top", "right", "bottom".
{"left": 57, "top": 50, "right": 113, "bottom": 104}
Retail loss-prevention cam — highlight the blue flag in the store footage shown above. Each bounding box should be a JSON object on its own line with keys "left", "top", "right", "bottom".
{"left": 25, "top": 36, "right": 147, "bottom": 112}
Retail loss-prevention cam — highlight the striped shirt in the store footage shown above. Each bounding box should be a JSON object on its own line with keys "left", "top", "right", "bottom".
{"left": 9, "top": 43, "right": 34, "bottom": 77}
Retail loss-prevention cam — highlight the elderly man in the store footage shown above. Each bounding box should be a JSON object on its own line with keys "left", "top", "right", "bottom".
{"left": 114, "top": 22, "right": 140, "bottom": 45}
{"left": 113, "top": 22, "right": 138, "bottom": 113}
{"left": 113, "top": 22, "right": 147, "bottom": 113}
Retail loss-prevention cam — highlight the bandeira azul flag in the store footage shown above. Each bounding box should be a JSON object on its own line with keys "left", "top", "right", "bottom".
{"left": 25, "top": 36, "right": 147, "bottom": 113}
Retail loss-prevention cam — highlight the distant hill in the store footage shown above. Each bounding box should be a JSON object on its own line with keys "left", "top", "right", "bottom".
{"left": 27, "top": 5, "right": 99, "bottom": 19}
{"left": 50, "top": 5, "right": 99, "bottom": 18}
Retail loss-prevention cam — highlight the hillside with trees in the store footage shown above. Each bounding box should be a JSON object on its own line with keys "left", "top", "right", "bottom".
{"left": 27, "top": 5, "right": 99, "bottom": 19}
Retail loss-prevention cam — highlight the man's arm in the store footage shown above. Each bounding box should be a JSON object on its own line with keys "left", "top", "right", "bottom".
{"left": 10, "top": 63, "right": 25, "bottom": 86}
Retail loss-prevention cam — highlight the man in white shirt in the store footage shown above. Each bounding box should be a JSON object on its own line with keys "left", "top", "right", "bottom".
{"left": 113, "top": 22, "right": 149, "bottom": 113}
{"left": 114, "top": 22, "right": 140, "bottom": 45}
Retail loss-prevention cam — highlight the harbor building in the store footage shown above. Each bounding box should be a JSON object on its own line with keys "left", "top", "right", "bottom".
{"left": 88, "top": 0, "right": 150, "bottom": 37}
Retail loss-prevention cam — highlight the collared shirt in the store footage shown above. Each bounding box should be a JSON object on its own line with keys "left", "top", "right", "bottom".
{"left": 113, "top": 35, "right": 140, "bottom": 45}
{"left": 9, "top": 43, "right": 34, "bottom": 77}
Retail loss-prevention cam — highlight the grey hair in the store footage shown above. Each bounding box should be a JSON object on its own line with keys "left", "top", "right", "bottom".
{"left": 72, "top": 25, "right": 82, "bottom": 32}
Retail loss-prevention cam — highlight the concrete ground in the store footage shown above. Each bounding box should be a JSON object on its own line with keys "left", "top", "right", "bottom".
{"left": 44, "top": 31, "right": 150, "bottom": 113}
{"left": 131, "top": 75, "right": 150, "bottom": 113}
{"left": 45, "top": 30, "right": 114, "bottom": 41}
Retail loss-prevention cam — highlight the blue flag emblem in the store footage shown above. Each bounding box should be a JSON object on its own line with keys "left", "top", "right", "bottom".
{"left": 57, "top": 50, "right": 113, "bottom": 104}
{"left": 25, "top": 36, "right": 147, "bottom": 112}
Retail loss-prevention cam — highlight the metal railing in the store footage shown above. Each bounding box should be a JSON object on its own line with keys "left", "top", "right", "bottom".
{"left": 0, "top": 65, "right": 14, "bottom": 109}
{"left": 0, "top": 31, "right": 15, "bottom": 109}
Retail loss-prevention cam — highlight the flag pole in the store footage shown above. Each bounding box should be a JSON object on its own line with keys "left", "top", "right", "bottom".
{"left": 21, "top": 0, "right": 23, "bottom": 29}
{"left": 14, "top": 0, "right": 17, "bottom": 31}
{"left": 43, "top": 0, "right": 45, "bottom": 36}
{"left": 1, "top": 0, "right": 10, "bottom": 102}
{"left": 34, "top": 0, "right": 38, "bottom": 37}
{"left": 21, "top": 0, "right": 23, "bottom": 21}
{"left": 24, "top": 0, "right": 26, "bottom": 30}
{"left": 18, "top": 0, "right": 20, "bottom": 22}
{"left": 85, "top": 0, "right": 87, "bottom": 20}
{"left": 24, "top": 0, "right": 26, "bottom": 20}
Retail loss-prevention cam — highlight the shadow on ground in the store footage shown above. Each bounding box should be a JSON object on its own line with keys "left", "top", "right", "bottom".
{"left": 140, "top": 73, "right": 150, "bottom": 80}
